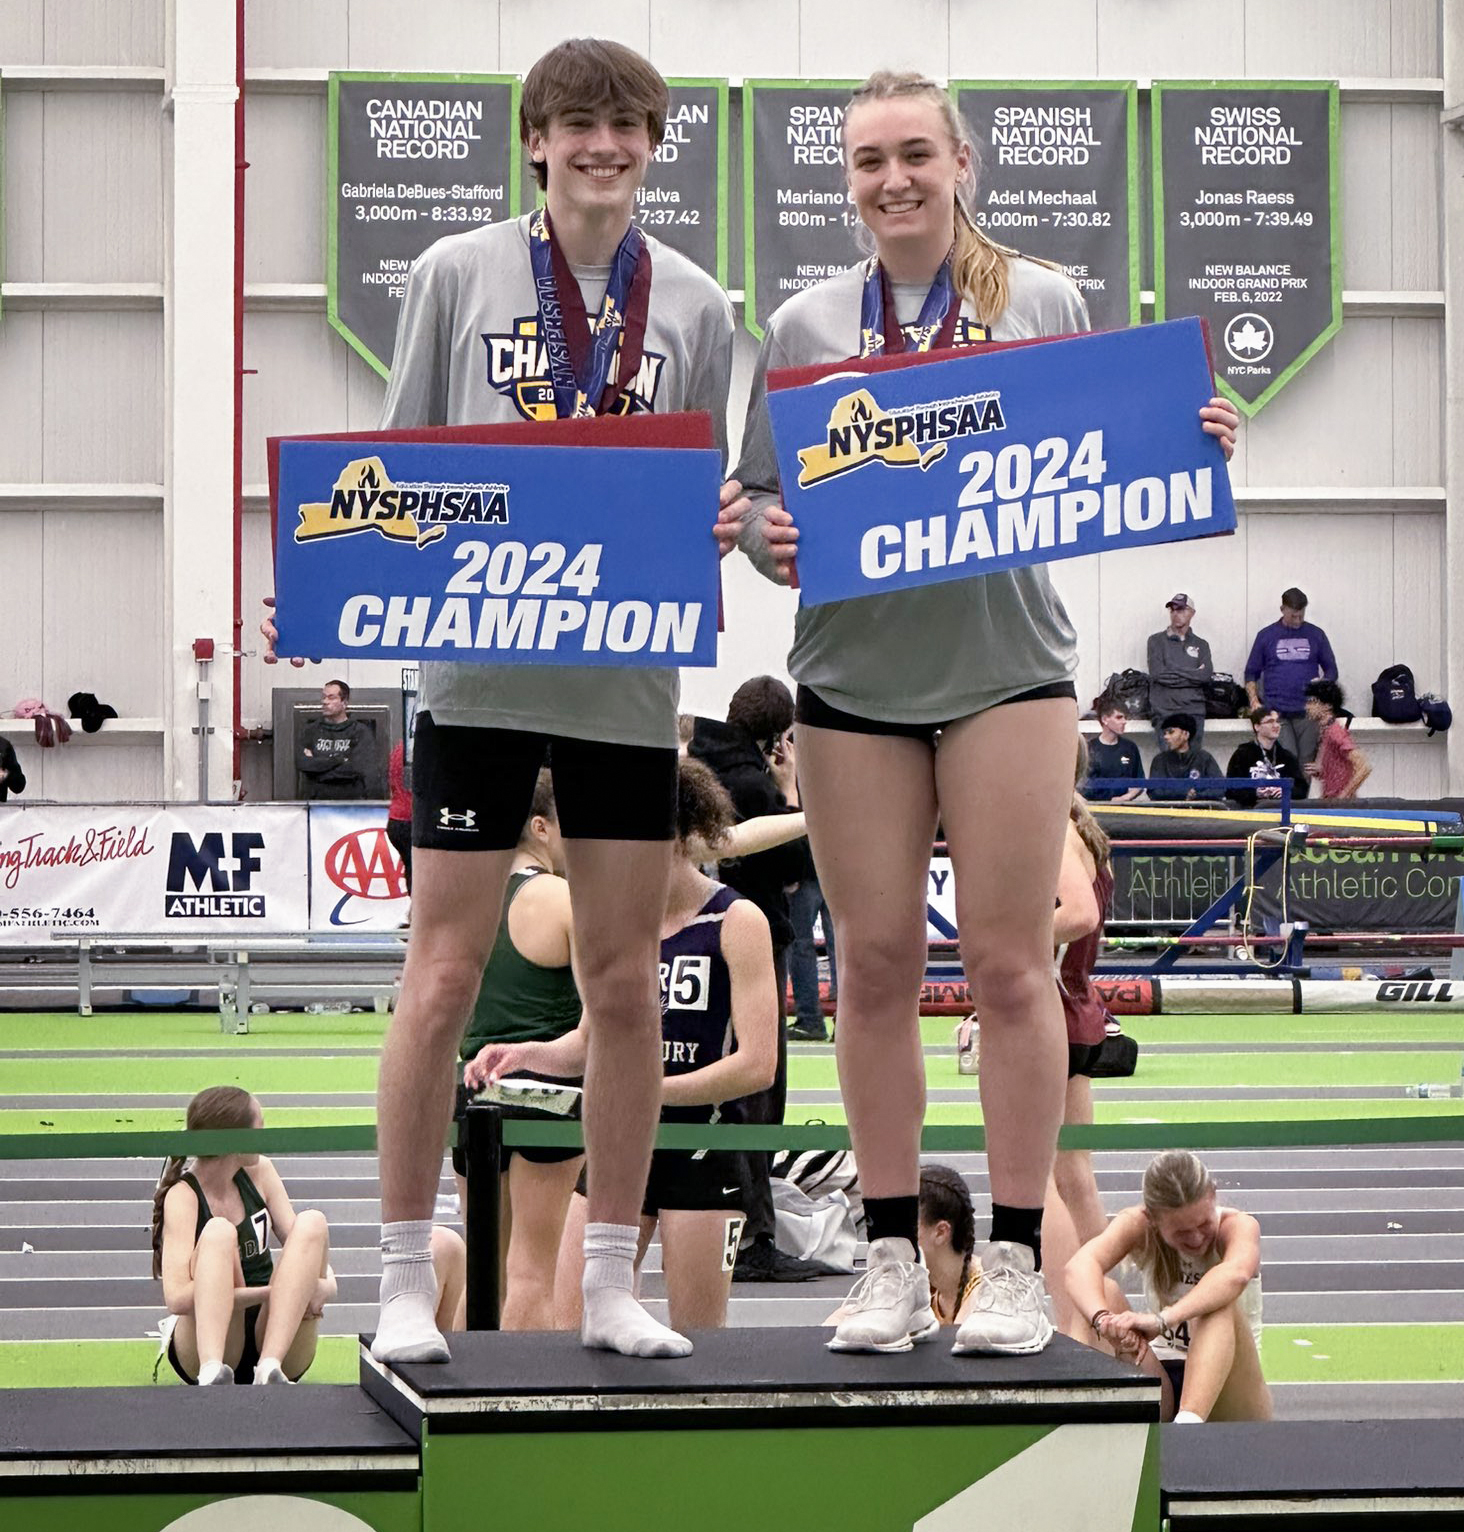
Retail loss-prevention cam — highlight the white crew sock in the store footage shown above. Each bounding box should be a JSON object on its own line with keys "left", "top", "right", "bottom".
{"left": 581, "top": 1222, "right": 692, "bottom": 1359}
{"left": 371, "top": 1219, "right": 450, "bottom": 1364}
{"left": 253, "top": 1357, "right": 292, "bottom": 1385}
{"left": 196, "top": 1359, "right": 234, "bottom": 1386}
{"left": 1173, "top": 1409, "right": 1204, "bottom": 1424}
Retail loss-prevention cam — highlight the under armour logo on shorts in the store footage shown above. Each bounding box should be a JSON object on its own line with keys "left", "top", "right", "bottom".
{"left": 438, "top": 808, "right": 477, "bottom": 830}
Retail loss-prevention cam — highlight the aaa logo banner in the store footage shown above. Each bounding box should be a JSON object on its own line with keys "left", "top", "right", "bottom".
{"left": 766, "top": 317, "right": 1236, "bottom": 608}
{"left": 274, "top": 440, "right": 722, "bottom": 667}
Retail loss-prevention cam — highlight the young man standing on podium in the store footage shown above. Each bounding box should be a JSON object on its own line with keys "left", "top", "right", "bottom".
{"left": 270, "top": 40, "right": 741, "bottom": 1363}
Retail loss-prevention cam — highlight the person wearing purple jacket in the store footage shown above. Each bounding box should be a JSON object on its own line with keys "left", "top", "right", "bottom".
{"left": 1244, "top": 588, "right": 1337, "bottom": 766}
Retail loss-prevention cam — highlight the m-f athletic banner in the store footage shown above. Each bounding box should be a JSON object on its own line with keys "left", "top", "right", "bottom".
{"left": 951, "top": 82, "right": 1140, "bottom": 331}
{"left": 329, "top": 72, "right": 519, "bottom": 376}
{"left": 1153, "top": 82, "right": 1341, "bottom": 416}
{"left": 743, "top": 81, "right": 863, "bottom": 337}
{"left": 765, "top": 317, "right": 1236, "bottom": 608}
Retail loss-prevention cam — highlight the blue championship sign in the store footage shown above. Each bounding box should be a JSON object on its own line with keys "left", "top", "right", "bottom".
{"left": 766, "top": 316, "right": 1235, "bottom": 608}
{"left": 273, "top": 441, "right": 722, "bottom": 667}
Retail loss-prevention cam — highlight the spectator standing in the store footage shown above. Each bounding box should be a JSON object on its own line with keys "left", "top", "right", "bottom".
{"left": 1244, "top": 589, "right": 1337, "bottom": 765}
{"left": 1225, "top": 708, "right": 1309, "bottom": 810}
{"left": 690, "top": 677, "right": 827, "bottom": 1282}
{"left": 1085, "top": 701, "right": 1145, "bottom": 803}
{"left": 787, "top": 844, "right": 836, "bottom": 1043}
{"left": 0, "top": 736, "right": 26, "bottom": 801}
{"left": 1146, "top": 594, "right": 1213, "bottom": 744}
{"left": 1148, "top": 714, "right": 1225, "bottom": 802}
{"left": 1305, "top": 681, "right": 1371, "bottom": 800}
{"left": 386, "top": 740, "right": 413, "bottom": 894}
{"left": 297, "top": 680, "right": 374, "bottom": 800}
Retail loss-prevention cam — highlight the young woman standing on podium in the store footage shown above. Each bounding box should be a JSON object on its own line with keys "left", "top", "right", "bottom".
{"left": 721, "top": 71, "right": 1239, "bottom": 1356}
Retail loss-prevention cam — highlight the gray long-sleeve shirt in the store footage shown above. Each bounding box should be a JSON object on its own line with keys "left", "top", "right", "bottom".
{"left": 733, "top": 256, "right": 1085, "bottom": 723}
{"left": 1146, "top": 628, "right": 1214, "bottom": 721}
{"left": 380, "top": 216, "right": 735, "bottom": 749}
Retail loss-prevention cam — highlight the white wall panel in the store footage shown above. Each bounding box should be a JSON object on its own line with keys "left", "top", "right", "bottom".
{"left": 0, "top": 312, "right": 45, "bottom": 480}
{"left": 1340, "top": 104, "right": 1392, "bottom": 292}
{"left": 1391, "top": 514, "right": 1444, "bottom": 692}
{"left": 41, "top": 311, "right": 162, "bottom": 482}
{"left": 1240, "top": 319, "right": 1394, "bottom": 488}
{"left": 2, "top": 91, "right": 43, "bottom": 283}
{"left": 244, "top": 1, "right": 349, "bottom": 70}
{"left": 499, "top": 1, "right": 650, "bottom": 74}
{"left": 23, "top": 741, "right": 166, "bottom": 803}
{"left": 649, "top": 0, "right": 798, "bottom": 77}
{"left": 1244, "top": 513, "right": 1391, "bottom": 707}
{"left": 1392, "top": 743, "right": 1446, "bottom": 800}
{"left": 242, "top": 312, "right": 351, "bottom": 487}
{"left": 244, "top": 92, "right": 326, "bottom": 285}
{"left": 3, "top": 513, "right": 45, "bottom": 703}
{"left": 41, "top": 509, "right": 163, "bottom": 715}
{"left": 1096, "top": 0, "right": 1247, "bottom": 78}
{"left": 43, "top": 0, "right": 162, "bottom": 66}
{"left": 1390, "top": 106, "right": 1442, "bottom": 291}
{"left": 1393, "top": 317, "right": 1443, "bottom": 484}
{"left": 679, "top": 554, "right": 798, "bottom": 718}
{"left": 1243, "top": 0, "right": 1394, "bottom": 76}
{"left": 42, "top": 90, "right": 163, "bottom": 282}
{"left": 798, "top": 0, "right": 948, "bottom": 79}
{"left": 1048, "top": 552, "right": 1102, "bottom": 707}
{"left": 347, "top": 0, "right": 501, "bottom": 71}
{"left": 1389, "top": 0, "right": 1441, "bottom": 74}
{"left": 0, "top": 3, "right": 44, "bottom": 64}
{"left": 344, "top": 346, "right": 389, "bottom": 429}
{"left": 951, "top": 3, "right": 1099, "bottom": 78}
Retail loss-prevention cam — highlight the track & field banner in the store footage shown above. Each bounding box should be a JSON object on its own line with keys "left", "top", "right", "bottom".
{"left": 0, "top": 804, "right": 309, "bottom": 942}
{"left": 273, "top": 438, "right": 722, "bottom": 667}
{"left": 766, "top": 316, "right": 1235, "bottom": 608}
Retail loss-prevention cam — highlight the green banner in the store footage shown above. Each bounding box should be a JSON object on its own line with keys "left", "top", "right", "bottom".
{"left": 638, "top": 79, "right": 728, "bottom": 286}
{"left": 327, "top": 72, "right": 520, "bottom": 377}
{"left": 1152, "top": 81, "right": 1342, "bottom": 416}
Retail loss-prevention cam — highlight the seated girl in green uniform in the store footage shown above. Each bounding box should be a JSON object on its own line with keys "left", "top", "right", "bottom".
{"left": 154, "top": 1086, "right": 464, "bottom": 1382}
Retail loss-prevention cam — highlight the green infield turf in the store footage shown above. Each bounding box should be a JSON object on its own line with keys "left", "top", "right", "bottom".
{"left": 1, "top": 1326, "right": 1459, "bottom": 1389}
{"left": 0, "top": 1012, "right": 388, "bottom": 1052}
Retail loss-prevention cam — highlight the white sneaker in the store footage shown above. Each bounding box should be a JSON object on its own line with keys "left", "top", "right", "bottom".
{"left": 952, "top": 1241, "right": 1054, "bottom": 1356}
{"left": 827, "top": 1237, "right": 939, "bottom": 1354}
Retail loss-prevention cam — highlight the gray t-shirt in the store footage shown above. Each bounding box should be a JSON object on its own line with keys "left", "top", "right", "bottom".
{"left": 381, "top": 216, "right": 734, "bottom": 748}
{"left": 734, "top": 256, "right": 1086, "bottom": 724}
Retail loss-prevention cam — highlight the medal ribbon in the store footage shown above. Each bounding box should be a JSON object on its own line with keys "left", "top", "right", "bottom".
{"left": 528, "top": 206, "right": 653, "bottom": 417}
{"left": 857, "top": 249, "right": 962, "bottom": 358}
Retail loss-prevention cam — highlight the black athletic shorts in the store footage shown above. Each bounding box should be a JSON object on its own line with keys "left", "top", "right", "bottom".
{"left": 1161, "top": 1354, "right": 1187, "bottom": 1404}
{"left": 450, "top": 1078, "right": 584, "bottom": 1177}
{"left": 795, "top": 681, "right": 1078, "bottom": 743}
{"left": 168, "top": 1304, "right": 264, "bottom": 1385}
{"left": 1067, "top": 1041, "right": 1105, "bottom": 1079}
{"left": 575, "top": 1148, "right": 745, "bottom": 1217}
{"left": 412, "top": 714, "right": 678, "bottom": 850}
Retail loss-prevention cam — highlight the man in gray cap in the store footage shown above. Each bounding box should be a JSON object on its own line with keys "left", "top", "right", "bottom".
{"left": 1146, "top": 593, "right": 1214, "bottom": 745}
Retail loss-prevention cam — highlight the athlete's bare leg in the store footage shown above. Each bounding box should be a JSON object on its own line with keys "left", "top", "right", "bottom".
{"left": 501, "top": 1155, "right": 584, "bottom": 1330}
{"left": 660, "top": 1210, "right": 745, "bottom": 1331}
{"left": 1184, "top": 1304, "right": 1273, "bottom": 1421}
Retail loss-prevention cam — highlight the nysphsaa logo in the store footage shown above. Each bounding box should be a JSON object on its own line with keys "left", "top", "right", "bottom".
{"left": 293, "top": 456, "right": 509, "bottom": 550}
{"left": 795, "top": 386, "right": 1006, "bottom": 488}
{"left": 165, "top": 832, "right": 266, "bottom": 919}
{"left": 323, "top": 827, "right": 408, "bottom": 926}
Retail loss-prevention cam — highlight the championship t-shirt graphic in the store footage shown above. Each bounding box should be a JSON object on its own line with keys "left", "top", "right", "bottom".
{"left": 481, "top": 317, "right": 667, "bottom": 422}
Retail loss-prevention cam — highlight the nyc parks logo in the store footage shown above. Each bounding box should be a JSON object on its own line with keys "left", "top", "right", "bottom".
{"left": 294, "top": 457, "right": 510, "bottom": 550}
{"left": 795, "top": 387, "right": 1006, "bottom": 489}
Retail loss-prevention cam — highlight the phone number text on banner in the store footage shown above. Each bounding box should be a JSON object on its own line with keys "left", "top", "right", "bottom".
{"left": 274, "top": 441, "right": 722, "bottom": 667}
{"left": 766, "top": 317, "right": 1235, "bottom": 608}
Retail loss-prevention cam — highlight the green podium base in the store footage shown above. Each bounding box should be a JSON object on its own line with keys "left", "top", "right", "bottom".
{"left": 361, "top": 1327, "right": 1162, "bottom": 1532}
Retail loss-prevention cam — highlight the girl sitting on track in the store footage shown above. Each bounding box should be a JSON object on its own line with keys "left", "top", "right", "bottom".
{"left": 720, "top": 68, "right": 1239, "bottom": 1357}
{"left": 152, "top": 1086, "right": 337, "bottom": 1386}
{"left": 466, "top": 759, "right": 779, "bottom": 1338}
{"left": 917, "top": 1165, "right": 982, "bottom": 1326}
{"left": 1066, "top": 1148, "right": 1271, "bottom": 1423}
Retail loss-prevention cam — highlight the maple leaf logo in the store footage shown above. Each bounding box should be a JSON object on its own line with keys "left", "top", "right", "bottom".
{"left": 1224, "top": 312, "right": 1274, "bottom": 362}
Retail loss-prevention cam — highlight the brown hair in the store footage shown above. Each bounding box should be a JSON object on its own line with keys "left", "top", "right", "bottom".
{"left": 676, "top": 757, "right": 736, "bottom": 852}
{"left": 324, "top": 679, "right": 350, "bottom": 702}
{"left": 1072, "top": 736, "right": 1111, "bottom": 870}
{"left": 920, "top": 1163, "right": 976, "bottom": 1311}
{"left": 843, "top": 72, "right": 1061, "bottom": 328}
{"left": 150, "top": 1086, "right": 257, "bottom": 1279}
{"left": 518, "top": 767, "right": 557, "bottom": 842}
{"left": 520, "top": 39, "right": 668, "bottom": 191}
{"left": 726, "top": 675, "right": 794, "bottom": 750}
{"left": 1248, "top": 705, "right": 1279, "bottom": 730}
{"left": 1133, "top": 1149, "right": 1215, "bottom": 1299}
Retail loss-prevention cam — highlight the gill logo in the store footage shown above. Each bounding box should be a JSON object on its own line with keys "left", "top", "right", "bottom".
{"left": 294, "top": 458, "right": 509, "bottom": 549}
{"left": 795, "top": 387, "right": 1007, "bottom": 488}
